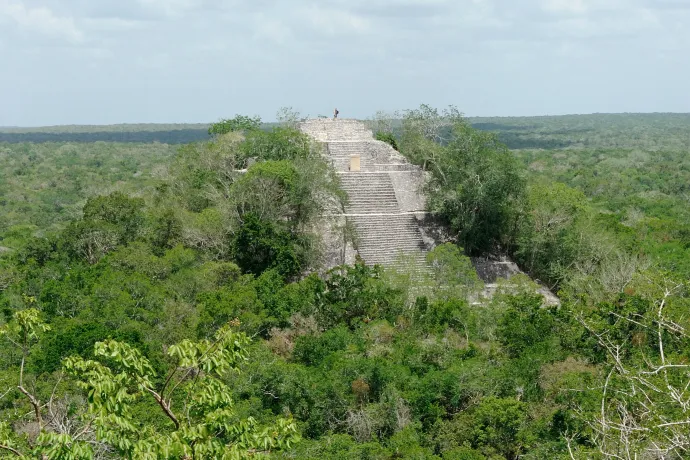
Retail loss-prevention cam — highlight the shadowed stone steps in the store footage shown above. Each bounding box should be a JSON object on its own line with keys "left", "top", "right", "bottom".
{"left": 348, "top": 214, "right": 427, "bottom": 266}
{"left": 338, "top": 173, "right": 399, "bottom": 214}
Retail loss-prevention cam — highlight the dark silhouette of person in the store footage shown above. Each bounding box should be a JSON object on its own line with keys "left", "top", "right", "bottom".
{"left": 334, "top": 108, "right": 339, "bottom": 119}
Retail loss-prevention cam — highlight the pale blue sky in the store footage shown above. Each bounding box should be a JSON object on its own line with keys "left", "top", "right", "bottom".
{"left": 0, "top": 0, "right": 688, "bottom": 125}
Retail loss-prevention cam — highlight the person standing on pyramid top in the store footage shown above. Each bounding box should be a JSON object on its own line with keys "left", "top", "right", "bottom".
{"left": 333, "top": 108, "right": 339, "bottom": 119}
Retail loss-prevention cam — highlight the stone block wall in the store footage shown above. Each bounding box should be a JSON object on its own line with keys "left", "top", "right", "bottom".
{"left": 389, "top": 171, "right": 427, "bottom": 213}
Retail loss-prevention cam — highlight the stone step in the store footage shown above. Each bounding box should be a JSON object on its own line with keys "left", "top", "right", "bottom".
{"left": 345, "top": 203, "right": 399, "bottom": 208}
{"left": 354, "top": 221, "right": 419, "bottom": 226}
{"left": 373, "top": 164, "right": 416, "bottom": 172}
{"left": 343, "top": 188, "right": 398, "bottom": 193}
{"left": 356, "top": 234, "right": 422, "bottom": 241}
{"left": 342, "top": 185, "right": 397, "bottom": 190}
{"left": 340, "top": 181, "right": 396, "bottom": 186}
{"left": 339, "top": 173, "right": 401, "bottom": 214}
{"left": 345, "top": 193, "right": 399, "bottom": 199}
{"left": 345, "top": 206, "right": 400, "bottom": 211}
{"left": 357, "top": 244, "right": 425, "bottom": 251}
{"left": 345, "top": 197, "right": 398, "bottom": 201}
{"left": 339, "top": 179, "right": 393, "bottom": 187}
{"left": 350, "top": 219, "right": 423, "bottom": 227}
{"left": 359, "top": 247, "right": 426, "bottom": 251}
{"left": 356, "top": 230, "right": 421, "bottom": 236}
{"left": 339, "top": 179, "right": 393, "bottom": 186}
{"left": 351, "top": 221, "right": 421, "bottom": 228}
{"left": 338, "top": 172, "right": 392, "bottom": 178}
{"left": 356, "top": 234, "right": 420, "bottom": 239}
{"left": 345, "top": 207, "right": 399, "bottom": 214}
{"left": 344, "top": 203, "right": 404, "bottom": 208}
{"left": 356, "top": 254, "right": 427, "bottom": 267}
{"left": 343, "top": 188, "right": 397, "bottom": 193}
{"left": 348, "top": 214, "right": 427, "bottom": 267}
{"left": 358, "top": 248, "right": 425, "bottom": 256}
{"left": 325, "top": 141, "right": 407, "bottom": 173}
{"left": 356, "top": 234, "right": 420, "bottom": 240}
{"left": 356, "top": 228, "right": 420, "bottom": 233}
{"left": 353, "top": 221, "right": 421, "bottom": 228}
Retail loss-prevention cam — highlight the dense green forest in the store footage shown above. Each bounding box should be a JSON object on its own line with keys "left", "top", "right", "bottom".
{"left": 0, "top": 142, "right": 177, "bottom": 249}
{"left": 1, "top": 110, "right": 689, "bottom": 459}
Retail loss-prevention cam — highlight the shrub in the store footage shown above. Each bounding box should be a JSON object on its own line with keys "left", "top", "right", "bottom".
{"left": 292, "top": 327, "right": 352, "bottom": 366}
{"left": 231, "top": 213, "right": 304, "bottom": 278}
{"left": 375, "top": 131, "right": 399, "bottom": 151}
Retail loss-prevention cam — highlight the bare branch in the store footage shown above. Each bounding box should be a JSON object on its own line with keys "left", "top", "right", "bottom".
{"left": 0, "top": 444, "right": 23, "bottom": 457}
{"left": 145, "top": 387, "right": 180, "bottom": 430}
{"left": 17, "top": 385, "right": 42, "bottom": 429}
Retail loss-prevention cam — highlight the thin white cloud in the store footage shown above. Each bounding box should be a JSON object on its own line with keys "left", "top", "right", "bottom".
{"left": 0, "top": 0, "right": 82, "bottom": 42}
{"left": 302, "top": 5, "right": 372, "bottom": 36}
{"left": 251, "top": 12, "right": 294, "bottom": 45}
{"left": 542, "top": 0, "right": 589, "bottom": 14}
{"left": 136, "top": 0, "right": 203, "bottom": 18}
{"left": 544, "top": 6, "right": 661, "bottom": 39}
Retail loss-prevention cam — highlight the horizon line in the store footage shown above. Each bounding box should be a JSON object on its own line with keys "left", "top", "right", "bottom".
{"left": 2, "top": 111, "right": 689, "bottom": 130}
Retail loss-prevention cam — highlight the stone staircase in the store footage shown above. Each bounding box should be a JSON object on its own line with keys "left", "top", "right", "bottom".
{"left": 326, "top": 141, "right": 412, "bottom": 172}
{"left": 349, "top": 214, "right": 427, "bottom": 266}
{"left": 300, "top": 119, "right": 429, "bottom": 269}
{"left": 338, "top": 173, "right": 399, "bottom": 214}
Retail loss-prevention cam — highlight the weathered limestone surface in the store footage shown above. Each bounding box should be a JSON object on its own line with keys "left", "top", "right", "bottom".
{"left": 300, "top": 119, "right": 433, "bottom": 268}
{"left": 299, "top": 119, "right": 374, "bottom": 143}
{"left": 389, "top": 171, "right": 426, "bottom": 212}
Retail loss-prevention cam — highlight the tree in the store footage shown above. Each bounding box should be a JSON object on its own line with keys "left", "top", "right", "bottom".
{"left": 82, "top": 192, "right": 145, "bottom": 243}
{"left": 426, "top": 243, "right": 483, "bottom": 301}
{"left": 149, "top": 208, "right": 182, "bottom": 255}
{"left": 0, "top": 308, "right": 97, "bottom": 458}
{"left": 171, "top": 133, "right": 245, "bottom": 211}
{"left": 276, "top": 107, "right": 303, "bottom": 129}
{"left": 513, "top": 182, "right": 623, "bottom": 291}
{"left": 1, "top": 309, "right": 51, "bottom": 436}
{"left": 0, "top": 310, "right": 300, "bottom": 459}
{"left": 374, "top": 132, "right": 398, "bottom": 151}
{"left": 239, "top": 127, "right": 314, "bottom": 163}
{"left": 402, "top": 104, "right": 462, "bottom": 146}
{"left": 569, "top": 274, "right": 690, "bottom": 459}
{"left": 366, "top": 110, "right": 400, "bottom": 136}
{"left": 424, "top": 121, "right": 526, "bottom": 254}
{"left": 435, "top": 397, "right": 529, "bottom": 459}
{"left": 231, "top": 212, "right": 304, "bottom": 278}
{"left": 60, "top": 220, "right": 121, "bottom": 264}
{"left": 515, "top": 183, "right": 587, "bottom": 278}
{"left": 208, "top": 115, "right": 262, "bottom": 136}
{"left": 230, "top": 161, "right": 301, "bottom": 225}
{"left": 400, "top": 105, "right": 461, "bottom": 171}
{"left": 497, "top": 292, "right": 555, "bottom": 358}
{"left": 57, "top": 193, "right": 147, "bottom": 264}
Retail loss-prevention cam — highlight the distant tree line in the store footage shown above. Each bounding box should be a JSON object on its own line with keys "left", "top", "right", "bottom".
{"left": 0, "top": 129, "right": 211, "bottom": 144}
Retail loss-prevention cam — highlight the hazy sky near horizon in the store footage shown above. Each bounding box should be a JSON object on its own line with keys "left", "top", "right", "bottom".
{"left": 0, "top": 0, "right": 688, "bottom": 126}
